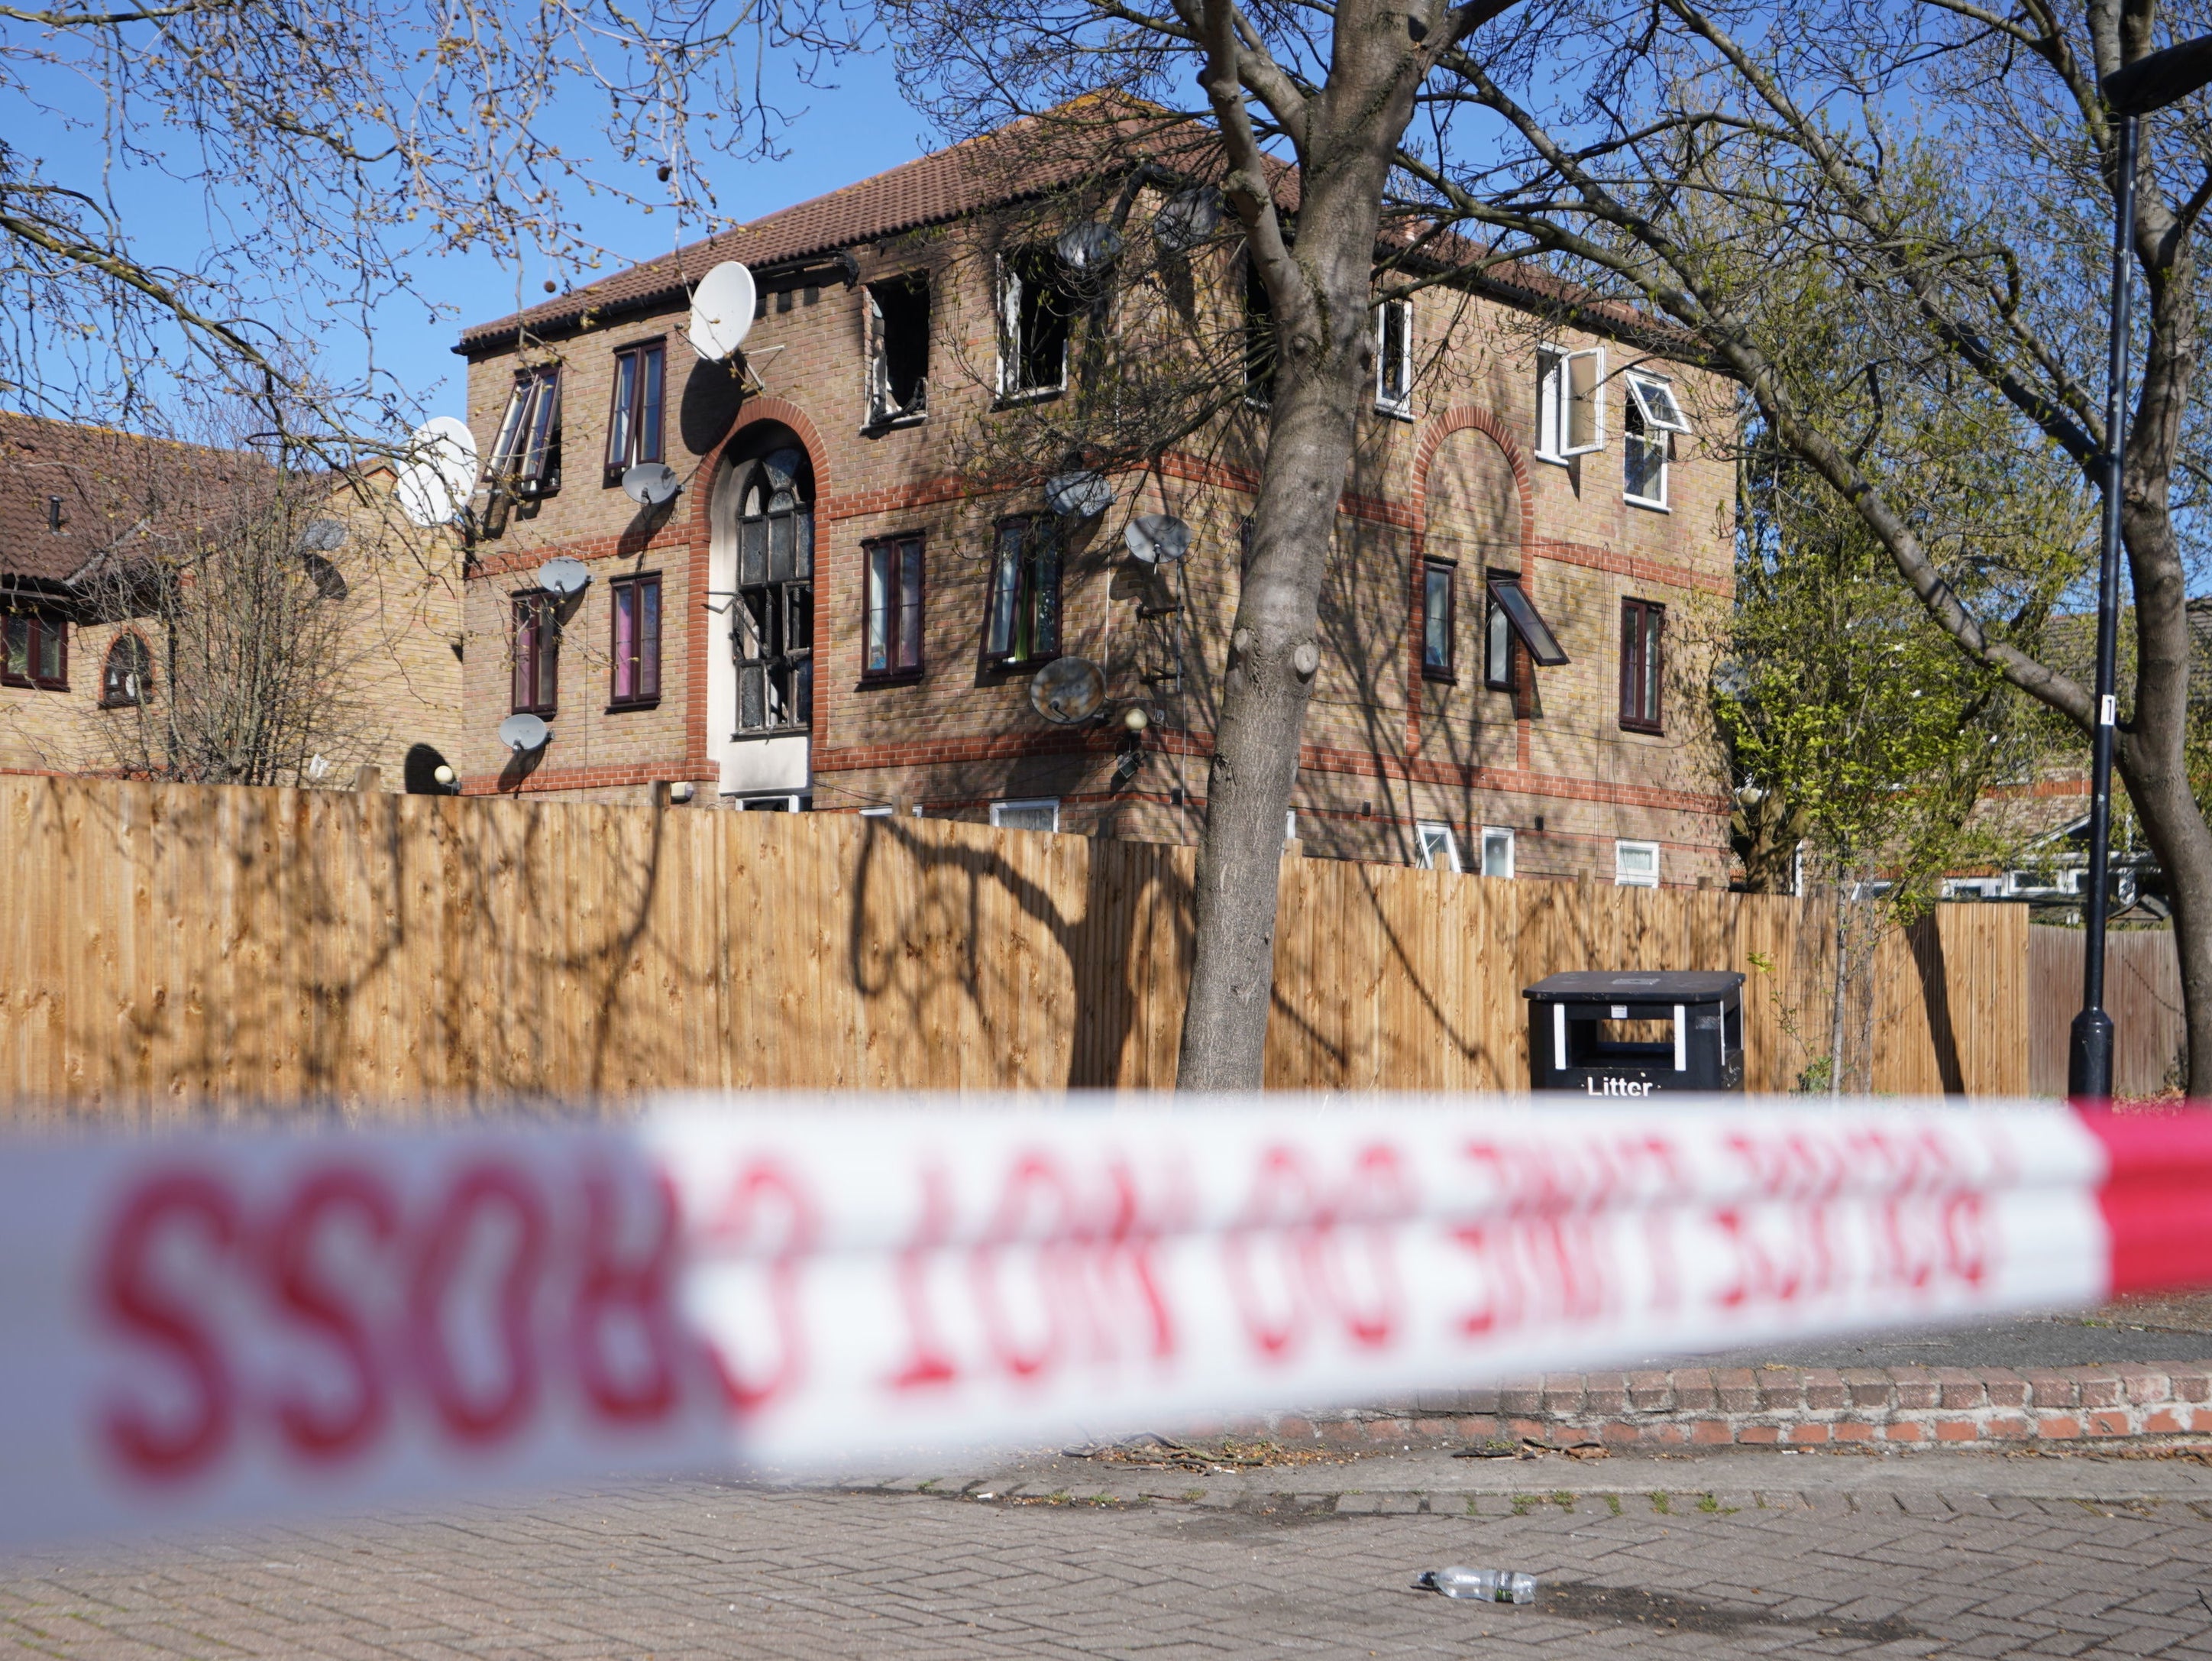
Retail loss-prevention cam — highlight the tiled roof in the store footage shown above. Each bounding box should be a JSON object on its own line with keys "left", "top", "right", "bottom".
{"left": 0, "top": 413, "right": 264, "bottom": 591}
{"left": 458, "top": 99, "right": 1216, "bottom": 353}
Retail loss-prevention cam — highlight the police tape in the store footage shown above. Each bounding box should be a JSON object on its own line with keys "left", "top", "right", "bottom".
{"left": 3, "top": 1095, "right": 2206, "bottom": 1544}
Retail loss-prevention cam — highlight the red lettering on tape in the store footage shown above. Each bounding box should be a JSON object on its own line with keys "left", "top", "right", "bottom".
{"left": 99, "top": 1172, "right": 239, "bottom": 1480}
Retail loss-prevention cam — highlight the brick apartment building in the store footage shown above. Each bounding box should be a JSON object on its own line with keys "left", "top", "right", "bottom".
{"left": 0, "top": 413, "right": 463, "bottom": 785}
{"left": 452, "top": 115, "right": 1735, "bottom": 886}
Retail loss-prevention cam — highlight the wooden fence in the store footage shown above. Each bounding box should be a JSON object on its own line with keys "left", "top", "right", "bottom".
{"left": 0, "top": 775, "right": 2033, "bottom": 1115}
{"left": 2028, "top": 924, "right": 2188, "bottom": 1099}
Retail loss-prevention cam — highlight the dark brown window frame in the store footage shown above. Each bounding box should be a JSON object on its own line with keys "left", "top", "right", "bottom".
{"left": 100, "top": 631, "right": 152, "bottom": 707}
{"left": 1, "top": 610, "right": 68, "bottom": 691}
{"left": 603, "top": 338, "right": 667, "bottom": 485}
{"left": 1620, "top": 597, "right": 1665, "bottom": 733}
{"left": 861, "top": 533, "right": 926, "bottom": 684}
{"left": 984, "top": 514, "right": 1062, "bottom": 669}
{"left": 1420, "top": 558, "right": 1456, "bottom": 682}
{"left": 1483, "top": 568, "right": 1520, "bottom": 692}
{"left": 511, "top": 590, "right": 559, "bottom": 717}
{"left": 608, "top": 572, "right": 661, "bottom": 710}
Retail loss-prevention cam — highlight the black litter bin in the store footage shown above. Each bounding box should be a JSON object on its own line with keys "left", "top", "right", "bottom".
{"left": 1523, "top": 970, "right": 1745, "bottom": 1095}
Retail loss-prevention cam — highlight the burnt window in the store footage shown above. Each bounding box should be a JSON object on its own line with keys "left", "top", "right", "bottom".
{"left": 101, "top": 633, "right": 151, "bottom": 707}
{"left": 867, "top": 275, "right": 931, "bottom": 425}
{"left": 511, "top": 591, "right": 559, "bottom": 715}
{"left": 610, "top": 574, "right": 661, "bottom": 707}
{"left": 1421, "top": 560, "right": 1455, "bottom": 681}
{"left": 604, "top": 342, "right": 665, "bottom": 481}
{"left": 863, "top": 535, "right": 924, "bottom": 679}
{"left": 1620, "top": 597, "right": 1664, "bottom": 733}
{"left": 1243, "top": 257, "right": 1276, "bottom": 406}
{"left": 985, "top": 516, "right": 1061, "bottom": 666}
{"left": 487, "top": 364, "right": 563, "bottom": 508}
{"left": 2, "top": 611, "right": 66, "bottom": 691}
{"left": 998, "top": 248, "right": 1075, "bottom": 398}
{"left": 732, "top": 449, "right": 813, "bottom": 733}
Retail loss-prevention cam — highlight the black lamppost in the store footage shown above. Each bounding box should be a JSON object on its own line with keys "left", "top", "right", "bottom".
{"left": 2068, "top": 40, "right": 2212, "bottom": 1099}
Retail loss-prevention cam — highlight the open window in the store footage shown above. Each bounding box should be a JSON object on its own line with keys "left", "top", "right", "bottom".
{"left": 1243, "top": 257, "right": 1276, "bottom": 407}
{"left": 998, "top": 248, "right": 1075, "bottom": 398}
{"left": 1486, "top": 575, "right": 1569, "bottom": 675}
{"left": 1535, "top": 346, "right": 1604, "bottom": 460}
{"left": 985, "top": 516, "right": 1061, "bottom": 666}
{"left": 867, "top": 274, "right": 931, "bottom": 425}
{"left": 1376, "top": 296, "right": 1414, "bottom": 416}
{"left": 487, "top": 364, "right": 563, "bottom": 503}
{"left": 1622, "top": 371, "right": 1690, "bottom": 508}
{"left": 603, "top": 341, "right": 665, "bottom": 483}
{"left": 1416, "top": 822, "right": 1463, "bottom": 873}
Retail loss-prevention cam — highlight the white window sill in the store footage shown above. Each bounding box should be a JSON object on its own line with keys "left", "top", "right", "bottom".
{"left": 1624, "top": 492, "right": 1671, "bottom": 513}
{"left": 1373, "top": 400, "right": 1415, "bottom": 423}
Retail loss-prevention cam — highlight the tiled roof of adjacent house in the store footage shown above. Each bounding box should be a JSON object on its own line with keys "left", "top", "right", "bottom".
{"left": 0, "top": 412, "right": 264, "bottom": 591}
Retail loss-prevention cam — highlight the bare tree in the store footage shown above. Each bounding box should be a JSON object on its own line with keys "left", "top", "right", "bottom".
{"left": 2, "top": 0, "right": 861, "bottom": 453}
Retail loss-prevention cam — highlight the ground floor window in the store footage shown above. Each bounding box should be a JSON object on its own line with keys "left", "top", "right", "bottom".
{"left": 1480, "top": 826, "right": 1515, "bottom": 879}
{"left": 739, "top": 793, "right": 810, "bottom": 812}
{"left": 991, "top": 798, "right": 1059, "bottom": 834}
{"left": 1615, "top": 839, "right": 1660, "bottom": 887}
{"left": 1415, "top": 821, "right": 1462, "bottom": 873}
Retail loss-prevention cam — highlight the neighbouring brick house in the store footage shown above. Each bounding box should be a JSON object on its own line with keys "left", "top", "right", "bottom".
{"left": 0, "top": 412, "right": 464, "bottom": 786}
{"left": 451, "top": 113, "right": 1735, "bottom": 886}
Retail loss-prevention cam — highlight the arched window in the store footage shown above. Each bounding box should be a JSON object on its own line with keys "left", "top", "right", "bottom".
{"left": 101, "top": 633, "right": 151, "bottom": 707}
{"left": 732, "top": 448, "right": 813, "bottom": 733}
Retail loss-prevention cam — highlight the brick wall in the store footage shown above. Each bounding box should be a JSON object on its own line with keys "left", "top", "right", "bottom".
{"left": 455, "top": 216, "right": 1734, "bottom": 882}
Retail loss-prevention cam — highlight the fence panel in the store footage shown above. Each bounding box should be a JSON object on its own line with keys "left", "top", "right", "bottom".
{"left": 0, "top": 776, "right": 2036, "bottom": 1114}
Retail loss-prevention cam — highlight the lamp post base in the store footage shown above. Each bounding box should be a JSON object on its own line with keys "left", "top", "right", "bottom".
{"left": 2068, "top": 1008, "right": 2115, "bottom": 1101}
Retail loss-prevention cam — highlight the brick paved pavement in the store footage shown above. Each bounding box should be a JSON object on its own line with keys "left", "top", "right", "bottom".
{"left": 6, "top": 1450, "right": 2212, "bottom": 1659}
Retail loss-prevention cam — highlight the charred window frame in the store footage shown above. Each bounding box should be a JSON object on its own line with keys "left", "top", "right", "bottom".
{"left": 862, "top": 534, "right": 925, "bottom": 682}
{"left": 867, "top": 274, "right": 931, "bottom": 426}
{"left": 609, "top": 573, "right": 661, "bottom": 708}
{"left": 1243, "top": 256, "right": 1276, "bottom": 408}
{"left": 101, "top": 632, "right": 151, "bottom": 707}
{"left": 998, "top": 248, "right": 1075, "bottom": 400}
{"left": 511, "top": 591, "right": 559, "bottom": 716}
{"left": 732, "top": 450, "right": 814, "bottom": 734}
{"left": 2, "top": 610, "right": 67, "bottom": 691}
{"left": 1376, "top": 296, "right": 1414, "bottom": 417}
{"left": 1620, "top": 597, "right": 1664, "bottom": 733}
{"left": 603, "top": 342, "right": 665, "bottom": 483}
{"left": 1421, "top": 559, "right": 1455, "bottom": 682}
{"left": 985, "top": 515, "right": 1062, "bottom": 668}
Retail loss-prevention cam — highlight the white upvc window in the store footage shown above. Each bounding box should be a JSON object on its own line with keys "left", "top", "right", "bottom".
{"left": 1480, "top": 825, "right": 1515, "bottom": 879}
{"left": 1615, "top": 839, "right": 1661, "bottom": 887}
{"left": 991, "top": 798, "right": 1060, "bottom": 834}
{"left": 1622, "top": 370, "right": 1691, "bottom": 509}
{"left": 859, "top": 805, "right": 894, "bottom": 818}
{"left": 1415, "top": 821, "right": 1462, "bottom": 873}
{"left": 1536, "top": 345, "right": 1606, "bottom": 461}
{"left": 1285, "top": 808, "right": 1299, "bottom": 843}
{"left": 1374, "top": 296, "right": 1414, "bottom": 417}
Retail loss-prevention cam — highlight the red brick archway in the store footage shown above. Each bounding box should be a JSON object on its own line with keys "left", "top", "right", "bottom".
{"left": 684, "top": 396, "right": 834, "bottom": 778}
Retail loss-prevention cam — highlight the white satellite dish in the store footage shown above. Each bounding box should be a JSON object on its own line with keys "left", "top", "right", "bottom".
{"left": 537, "top": 555, "right": 590, "bottom": 597}
{"left": 1046, "top": 470, "right": 1114, "bottom": 519}
{"left": 1056, "top": 222, "right": 1124, "bottom": 274}
{"left": 690, "top": 261, "right": 757, "bottom": 361}
{"left": 498, "top": 712, "right": 551, "bottom": 753}
{"left": 1030, "top": 656, "right": 1108, "bottom": 725}
{"left": 1124, "top": 513, "right": 1192, "bottom": 565}
{"left": 1154, "top": 187, "right": 1223, "bottom": 253}
{"left": 623, "top": 461, "right": 681, "bottom": 507}
{"left": 395, "top": 416, "right": 479, "bottom": 529}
